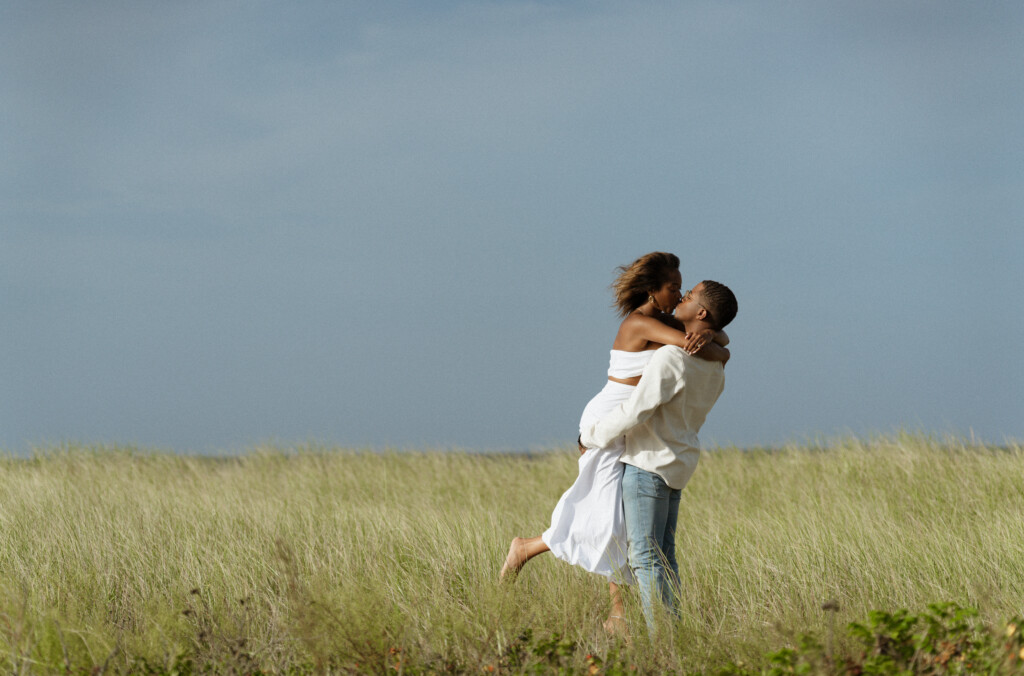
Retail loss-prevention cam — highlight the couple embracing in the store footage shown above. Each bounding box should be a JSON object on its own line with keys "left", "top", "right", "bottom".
{"left": 501, "top": 252, "right": 738, "bottom": 637}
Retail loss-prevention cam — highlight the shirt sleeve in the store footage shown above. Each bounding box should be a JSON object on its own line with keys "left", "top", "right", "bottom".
{"left": 580, "top": 347, "right": 686, "bottom": 449}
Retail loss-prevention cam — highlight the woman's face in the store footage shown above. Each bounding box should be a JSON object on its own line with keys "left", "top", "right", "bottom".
{"left": 651, "top": 269, "right": 683, "bottom": 313}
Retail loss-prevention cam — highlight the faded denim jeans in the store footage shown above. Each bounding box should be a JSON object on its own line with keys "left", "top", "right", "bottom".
{"left": 621, "top": 463, "right": 681, "bottom": 631}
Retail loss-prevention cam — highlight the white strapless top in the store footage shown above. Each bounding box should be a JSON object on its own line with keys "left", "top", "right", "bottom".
{"left": 606, "top": 349, "right": 657, "bottom": 379}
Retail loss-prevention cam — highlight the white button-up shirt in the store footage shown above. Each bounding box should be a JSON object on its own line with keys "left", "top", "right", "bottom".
{"left": 580, "top": 345, "right": 725, "bottom": 490}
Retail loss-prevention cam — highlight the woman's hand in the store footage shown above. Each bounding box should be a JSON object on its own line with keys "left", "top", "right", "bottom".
{"left": 682, "top": 329, "right": 716, "bottom": 355}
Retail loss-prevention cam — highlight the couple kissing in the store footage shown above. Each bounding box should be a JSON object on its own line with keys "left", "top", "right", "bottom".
{"left": 501, "top": 252, "right": 738, "bottom": 638}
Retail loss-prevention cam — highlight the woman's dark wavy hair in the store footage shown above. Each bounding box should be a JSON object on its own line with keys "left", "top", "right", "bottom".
{"left": 698, "top": 280, "right": 738, "bottom": 330}
{"left": 611, "top": 252, "right": 680, "bottom": 317}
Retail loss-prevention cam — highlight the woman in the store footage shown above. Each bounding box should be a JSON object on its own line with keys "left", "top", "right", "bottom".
{"left": 499, "top": 252, "right": 729, "bottom": 635}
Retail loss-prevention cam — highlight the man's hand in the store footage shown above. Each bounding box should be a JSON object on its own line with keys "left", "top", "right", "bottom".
{"left": 577, "top": 435, "right": 588, "bottom": 455}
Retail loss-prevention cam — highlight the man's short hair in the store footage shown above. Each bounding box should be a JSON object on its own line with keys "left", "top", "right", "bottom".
{"left": 700, "top": 280, "right": 737, "bottom": 330}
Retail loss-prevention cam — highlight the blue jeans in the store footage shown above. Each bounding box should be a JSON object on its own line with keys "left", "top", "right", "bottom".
{"left": 622, "top": 463, "right": 681, "bottom": 630}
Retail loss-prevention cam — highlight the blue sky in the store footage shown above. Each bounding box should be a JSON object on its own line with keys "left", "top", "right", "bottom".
{"left": 3, "top": 1, "right": 1022, "bottom": 453}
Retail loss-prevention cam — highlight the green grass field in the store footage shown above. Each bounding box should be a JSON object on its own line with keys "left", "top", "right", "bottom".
{"left": 1, "top": 434, "right": 1022, "bottom": 674}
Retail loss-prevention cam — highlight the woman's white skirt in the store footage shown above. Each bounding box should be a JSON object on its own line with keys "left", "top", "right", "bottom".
{"left": 541, "top": 380, "right": 634, "bottom": 583}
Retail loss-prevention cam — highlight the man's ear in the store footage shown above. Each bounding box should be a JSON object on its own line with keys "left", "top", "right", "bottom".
{"left": 695, "top": 307, "right": 708, "bottom": 322}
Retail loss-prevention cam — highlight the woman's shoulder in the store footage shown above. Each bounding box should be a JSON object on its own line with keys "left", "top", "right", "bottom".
{"left": 612, "top": 311, "right": 675, "bottom": 350}
{"left": 616, "top": 310, "right": 663, "bottom": 334}
{"left": 612, "top": 312, "right": 649, "bottom": 349}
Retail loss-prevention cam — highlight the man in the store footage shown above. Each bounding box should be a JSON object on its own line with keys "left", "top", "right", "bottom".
{"left": 579, "top": 280, "right": 738, "bottom": 631}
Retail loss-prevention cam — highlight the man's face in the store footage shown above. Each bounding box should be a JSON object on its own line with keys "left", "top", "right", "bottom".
{"left": 674, "top": 282, "right": 707, "bottom": 323}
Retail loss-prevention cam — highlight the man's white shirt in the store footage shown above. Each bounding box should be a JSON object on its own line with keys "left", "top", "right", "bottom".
{"left": 579, "top": 345, "right": 725, "bottom": 490}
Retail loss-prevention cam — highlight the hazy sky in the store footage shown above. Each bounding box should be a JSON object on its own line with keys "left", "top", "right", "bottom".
{"left": 3, "top": 1, "right": 1022, "bottom": 453}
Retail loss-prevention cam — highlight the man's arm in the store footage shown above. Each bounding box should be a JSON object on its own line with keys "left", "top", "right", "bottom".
{"left": 580, "top": 347, "right": 686, "bottom": 450}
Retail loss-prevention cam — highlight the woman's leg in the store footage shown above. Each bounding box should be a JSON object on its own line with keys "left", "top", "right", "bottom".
{"left": 603, "top": 582, "right": 629, "bottom": 638}
{"left": 500, "top": 536, "right": 549, "bottom": 579}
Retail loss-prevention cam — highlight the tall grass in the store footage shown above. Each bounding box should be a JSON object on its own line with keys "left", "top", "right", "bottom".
{"left": 0, "top": 435, "right": 1022, "bottom": 673}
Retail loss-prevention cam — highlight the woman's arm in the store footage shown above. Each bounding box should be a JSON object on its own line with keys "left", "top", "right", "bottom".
{"left": 622, "top": 314, "right": 730, "bottom": 363}
{"left": 700, "top": 328, "right": 730, "bottom": 363}
{"left": 696, "top": 342, "right": 730, "bottom": 364}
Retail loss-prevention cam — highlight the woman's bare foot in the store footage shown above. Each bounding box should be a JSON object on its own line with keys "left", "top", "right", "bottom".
{"left": 603, "top": 615, "right": 630, "bottom": 641}
{"left": 499, "top": 536, "right": 549, "bottom": 580}
{"left": 499, "top": 537, "right": 529, "bottom": 579}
